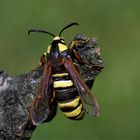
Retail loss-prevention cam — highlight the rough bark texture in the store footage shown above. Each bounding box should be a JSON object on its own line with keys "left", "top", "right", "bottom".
{"left": 0, "top": 67, "right": 42, "bottom": 140}
{"left": 0, "top": 34, "right": 104, "bottom": 140}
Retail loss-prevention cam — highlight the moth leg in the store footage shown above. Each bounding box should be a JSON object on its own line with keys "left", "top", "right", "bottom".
{"left": 72, "top": 49, "right": 85, "bottom": 64}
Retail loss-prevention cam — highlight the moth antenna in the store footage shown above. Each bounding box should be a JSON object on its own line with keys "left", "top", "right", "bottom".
{"left": 28, "top": 29, "right": 55, "bottom": 37}
{"left": 59, "top": 22, "right": 79, "bottom": 36}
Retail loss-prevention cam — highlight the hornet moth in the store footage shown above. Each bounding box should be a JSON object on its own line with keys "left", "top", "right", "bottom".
{"left": 28, "top": 23, "right": 104, "bottom": 125}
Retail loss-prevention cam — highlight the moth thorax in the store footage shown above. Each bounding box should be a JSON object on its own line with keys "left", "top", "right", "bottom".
{"left": 58, "top": 43, "right": 68, "bottom": 53}
{"left": 47, "top": 45, "right": 51, "bottom": 54}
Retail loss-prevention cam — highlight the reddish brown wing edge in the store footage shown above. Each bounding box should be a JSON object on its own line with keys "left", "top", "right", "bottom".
{"left": 64, "top": 58, "right": 99, "bottom": 117}
{"left": 31, "top": 60, "right": 53, "bottom": 125}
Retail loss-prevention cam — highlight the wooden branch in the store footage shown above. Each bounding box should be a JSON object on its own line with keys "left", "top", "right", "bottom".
{"left": 0, "top": 67, "right": 43, "bottom": 140}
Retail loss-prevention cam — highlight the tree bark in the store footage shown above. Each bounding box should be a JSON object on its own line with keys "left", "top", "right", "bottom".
{"left": 0, "top": 67, "right": 43, "bottom": 140}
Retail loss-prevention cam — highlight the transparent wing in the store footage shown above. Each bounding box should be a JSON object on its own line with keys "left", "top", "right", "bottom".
{"left": 31, "top": 61, "right": 53, "bottom": 125}
{"left": 64, "top": 58, "right": 99, "bottom": 117}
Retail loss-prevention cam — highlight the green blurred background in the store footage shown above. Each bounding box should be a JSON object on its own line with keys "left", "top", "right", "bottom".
{"left": 0, "top": 1, "right": 140, "bottom": 140}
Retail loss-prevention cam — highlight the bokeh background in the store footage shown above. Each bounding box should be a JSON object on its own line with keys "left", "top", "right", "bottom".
{"left": 0, "top": 1, "right": 140, "bottom": 140}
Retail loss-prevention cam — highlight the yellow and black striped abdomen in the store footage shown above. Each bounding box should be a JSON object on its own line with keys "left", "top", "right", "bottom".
{"left": 52, "top": 72, "right": 85, "bottom": 120}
